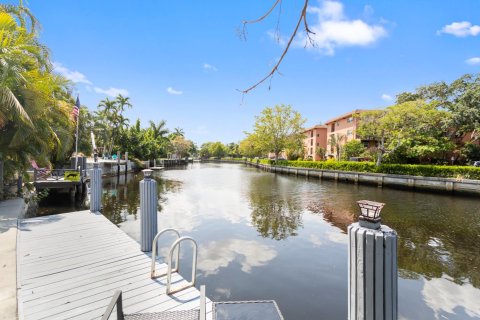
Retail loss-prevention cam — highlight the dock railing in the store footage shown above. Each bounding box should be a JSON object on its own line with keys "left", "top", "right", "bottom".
{"left": 33, "top": 167, "right": 82, "bottom": 182}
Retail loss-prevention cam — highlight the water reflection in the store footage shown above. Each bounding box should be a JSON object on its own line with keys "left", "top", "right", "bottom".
{"left": 422, "top": 275, "right": 480, "bottom": 319}
{"left": 247, "top": 175, "right": 303, "bottom": 240}
{"left": 101, "top": 173, "right": 183, "bottom": 226}
{"left": 197, "top": 239, "right": 277, "bottom": 276}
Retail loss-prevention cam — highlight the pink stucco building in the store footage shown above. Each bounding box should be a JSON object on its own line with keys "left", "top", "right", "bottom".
{"left": 303, "top": 125, "right": 328, "bottom": 160}
{"left": 325, "top": 109, "right": 369, "bottom": 159}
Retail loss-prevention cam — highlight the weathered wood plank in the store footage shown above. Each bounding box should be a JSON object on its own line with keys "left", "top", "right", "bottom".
{"left": 17, "top": 210, "right": 208, "bottom": 320}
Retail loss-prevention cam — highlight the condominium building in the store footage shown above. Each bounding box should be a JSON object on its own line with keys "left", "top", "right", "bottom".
{"left": 303, "top": 125, "right": 328, "bottom": 160}
{"left": 325, "top": 109, "right": 369, "bottom": 159}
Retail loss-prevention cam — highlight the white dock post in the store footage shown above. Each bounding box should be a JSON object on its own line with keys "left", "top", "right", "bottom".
{"left": 140, "top": 169, "right": 157, "bottom": 252}
{"left": 348, "top": 200, "right": 397, "bottom": 320}
{"left": 90, "top": 162, "right": 102, "bottom": 212}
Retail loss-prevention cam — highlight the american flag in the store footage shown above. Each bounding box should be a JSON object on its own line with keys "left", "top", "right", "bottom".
{"left": 72, "top": 96, "right": 80, "bottom": 119}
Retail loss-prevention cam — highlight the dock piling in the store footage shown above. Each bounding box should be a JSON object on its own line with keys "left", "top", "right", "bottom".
{"left": 140, "top": 169, "right": 157, "bottom": 252}
{"left": 348, "top": 200, "right": 397, "bottom": 320}
{"left": 90, "top": 162, "right": 102, "bottom": 212}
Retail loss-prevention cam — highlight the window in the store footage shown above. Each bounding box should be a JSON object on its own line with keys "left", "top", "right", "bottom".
{"left": 316, "top": 143, "right": 319, "bottom": 146}
{"left": 347, "top": 117, "right": 354, "bottom": 123}
{"left": 311, "top": 131, "right": 313, "bottom": 137}
{"left": 310, "top": 148, "right": 313, "bottom": 154}
{"left": 317, "top": 134, "right": 319, "bottom": 137}
{"left": 331, "top": 124, "right": 335, "bottom": 132}
{"left": 310, "top": 140, "right": 313, "bottom": 146}
{"left": 336, "top": 121, "right": 340, "bottom": 126}
{"left": 347, "top": 129, "right": 353, "bottom": 136}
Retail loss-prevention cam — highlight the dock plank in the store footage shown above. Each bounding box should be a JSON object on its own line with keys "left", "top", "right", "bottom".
{"left": 17, "top": 210, "right": 212, "bottom": 320}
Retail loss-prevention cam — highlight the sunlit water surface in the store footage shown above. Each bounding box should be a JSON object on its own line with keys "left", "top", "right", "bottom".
{"left": 39, "top": 163, "right": 480, "bottom": 320}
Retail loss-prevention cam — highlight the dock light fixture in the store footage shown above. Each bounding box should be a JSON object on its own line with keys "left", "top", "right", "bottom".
{"left": 143, "top": 169, "right": 153, "bottom": 179}
{"left": 356, "top": 200, "right": 385, "bottom": 229}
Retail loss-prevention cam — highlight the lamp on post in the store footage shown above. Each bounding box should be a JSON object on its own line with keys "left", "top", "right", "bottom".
{"left": 356, "top": 200, "right": 385, "bottom": 230}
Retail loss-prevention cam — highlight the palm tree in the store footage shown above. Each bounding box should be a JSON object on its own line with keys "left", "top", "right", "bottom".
{"left": 174, "top": 127, "right": 185, "bottom": 136}
{"left": 328, "top": 133, "right": 346, "bottom": 160}
{"left": 0, "top": 6, "right": 74, "bottom": 180}
{"left": 149, "top": 120, "right": 169, "bottom": 140}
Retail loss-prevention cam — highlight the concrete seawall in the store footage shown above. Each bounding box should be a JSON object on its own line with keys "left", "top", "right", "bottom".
{"left": 207, "top": 160, "right": 480, "bottom": 195}
{"left": 250, "top": 162, "right": 480, "bottom": 195}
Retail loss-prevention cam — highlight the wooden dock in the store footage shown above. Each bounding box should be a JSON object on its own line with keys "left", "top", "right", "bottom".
{"left": 16, "top": 210, "right": 212, "bottom": 320}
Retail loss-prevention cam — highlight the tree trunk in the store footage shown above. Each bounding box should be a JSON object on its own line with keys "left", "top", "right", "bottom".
{"left": 376, "top": 133, "right": 385, "bottom": 166}
{"left": 376, "top": 152, "right": 383, "bottom": 166}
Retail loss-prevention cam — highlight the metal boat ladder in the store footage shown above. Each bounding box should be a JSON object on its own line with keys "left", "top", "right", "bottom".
{"left": 150, "top": 228, "right": 198, "bottom": 295}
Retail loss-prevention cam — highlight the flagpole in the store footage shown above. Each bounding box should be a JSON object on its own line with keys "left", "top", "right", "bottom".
{"left": 74, "top": 95, "right": 80, "bottom": 170}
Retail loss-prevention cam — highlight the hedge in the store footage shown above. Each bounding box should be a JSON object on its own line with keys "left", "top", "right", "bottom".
{"left": 253, "top": 159, "right": 480, "bottom": 180}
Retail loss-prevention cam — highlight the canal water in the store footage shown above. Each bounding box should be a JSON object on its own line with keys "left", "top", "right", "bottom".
{"left": 38, "top": 163, "right": 480, "bottom": 320}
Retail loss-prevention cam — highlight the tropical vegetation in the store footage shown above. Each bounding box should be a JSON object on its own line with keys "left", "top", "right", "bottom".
{"left": 0, "top": 4, "right": 195, "bottom": 199}
{"left": 0, "top": 5, "right": 75, "bottom": 192}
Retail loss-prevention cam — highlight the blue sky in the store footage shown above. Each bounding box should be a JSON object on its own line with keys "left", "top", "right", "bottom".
{"left": 18, "top": 0, "right": 480, "bottom": 145}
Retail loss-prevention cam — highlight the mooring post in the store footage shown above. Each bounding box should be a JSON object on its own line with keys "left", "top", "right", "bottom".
{"left": 117, "top": 151, "right": 121, "bottom": 176}
{"left": 90, "top": 162, "right": 102, "bottom": 213}
{"left": 348, "top": 200, "right": 397, "bottom": 320}
{"left": 140, "top": 169, "right": 157, "bottom": 252}
{"left": 125, "top": 152, "right": 129, "bottom": 177}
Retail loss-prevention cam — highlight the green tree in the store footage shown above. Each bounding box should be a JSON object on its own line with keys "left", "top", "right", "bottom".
{"left": 0, "top": 6, "right": 75, "bottom": 182}
{"left": 209, "top": 142, "right": 227, "bottom": 158}
{"left": 171, "top": 136, "right": 193, "bottom": 159}
{"left": 315, "top": 146, "right": 326, "bottom": 161}
{"left": 397, "top": 73, "right": 480, "bottom": 142}
{"left": 357, "top": 101, "right": 454, "bottom": 165}
{"left": 342, "top": 140, "right": 366, "bottom": 161}
{"left": 251, "top": 104, "right": 306, "bottom": 161}
{"left": 328, "top": 133, "right": 346, "bottom": 160}
{"left": 199, "top": 142, "right": 213, "bottom": 158}
{"left": 239, "top": 135, "right": 261, "bottom": 158}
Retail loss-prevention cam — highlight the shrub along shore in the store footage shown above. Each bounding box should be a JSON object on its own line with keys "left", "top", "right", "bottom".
{"left": 242, "top": 159, "right": 480, "bottom": 180}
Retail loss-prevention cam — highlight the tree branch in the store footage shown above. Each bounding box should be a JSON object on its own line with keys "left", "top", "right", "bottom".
{"left": 239, "top": 0, "right": 312, "bottom": 95}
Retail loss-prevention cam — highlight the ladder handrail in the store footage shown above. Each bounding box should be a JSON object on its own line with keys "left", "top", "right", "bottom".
{"left": 151, "top": 228, "right": 181, "bottom": 278}
{"left": 166, "top": 236, "right": 198, "bottom": 295}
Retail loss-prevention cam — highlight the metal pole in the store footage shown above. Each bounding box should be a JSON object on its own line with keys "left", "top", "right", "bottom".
{"left": 89, "top": 162, "right": 102, "bottom": 213}
{"left": 140, "top": 169, "right": 157, "bottom": 252}
{"left": 117, "top": 151, "right": 120, "bottom": 177}
{"left": 74, "top": 97, "right": 80, "bottom": 170}
{"left": 125, "top": 152, "right": 129, "bottom": 171}
{"left": 348, "top": 204, "right": 398, "bottom": 320}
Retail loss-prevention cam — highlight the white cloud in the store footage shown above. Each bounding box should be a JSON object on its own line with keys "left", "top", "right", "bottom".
{"left": 309, "top": 234, "right": 323, "bottom": 247}
{"left": 438, "top": 21, "right": 480, "bottom": 37}
{"left": 422, "top": 275, "right": 480, "bottom": 318}
{"left": 382, "top": 93, "right": 393, "bottom": 101}
{"left": 203, "top": 63, "right": 218, "bottom": 71}
{"left": 326, "top": 230, "right": 348, "bottom": 244}
{"left": 293, "top": 0, "right": 387, "bottom": 55}
{"left": 93, "top": 87, "right": 129, "bottom": 97}
{"left": 466, "top": 57, "right": 480, "bottom": 65}
{"left": 53, "top": 62, "right": 129, "bottom": 97}
{"left": 197, "top": 239, "right": 277, "bottom": 276}
{"left": 167, "top": 87, "right": 183, "bottom": 95}
{"left": 52, "top": 62, "right": 92, "bottom": 85}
